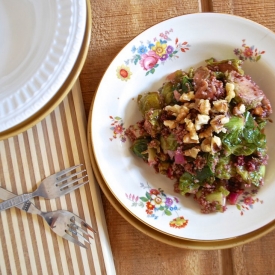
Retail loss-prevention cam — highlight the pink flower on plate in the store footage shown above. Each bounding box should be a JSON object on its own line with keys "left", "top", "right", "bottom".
{"left": 140, "top": 50, "right": 160, "bottom": 70}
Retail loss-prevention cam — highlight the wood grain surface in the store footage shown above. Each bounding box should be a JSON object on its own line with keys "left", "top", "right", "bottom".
{"left": 79, "top": 1, "right": 275, "bottom": 274}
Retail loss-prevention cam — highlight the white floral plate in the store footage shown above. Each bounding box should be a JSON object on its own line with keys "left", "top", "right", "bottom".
{"left": 91, "top": 13, "right": 275, "bottom": 241}
{"left": 0, "top": 0, "right": 86, "bottom": 132}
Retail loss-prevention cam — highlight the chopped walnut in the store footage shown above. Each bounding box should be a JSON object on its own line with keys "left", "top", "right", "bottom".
{"left": 195, "top": 114, "right": 210, "bottom": 130}
{"left": 184, "top": 146, "right": 201, "bottom": 158}
{"left": 210, "top": 115, "right": 229, "bottom": 133}
{"left": 179, "top": 91, "right": 195, "bottom": 102}
{"left": 211, "top": 135, "right": 222, "bottom": 154}
{"left": 164, "top": 104, "right": 182, "bottom": 116}
{"left": 175, "top": 106, "right": 190, "bottom": 123}
{"left": 184, "top": 118, "right": 199, "bottom": 141}
{"left": 201, "top": 137, "right": 212, "bottom": 152}
{"left": 184, "top": 102, "right": 196, "bottom": 109}
{"left": 225, "top": 83, "right": 235, "bottom": 102}
{"left": 212, "top": 100, "right": 229, "bottom": 113}
{"left": 163, "top": 120, "right": 177, "bottom": 129}
{"left": 196, "top": 99, "right": 211, "bottom": 115}
{"left": 233, "top": 103, "right": 245, "bottom": 115}
{"left": 199, "top": 126, "right": 213, "bottom": 139}
{"left": 164, "top": 105, "right": 190, "bottom": 128}
{"left": 183, "top": 133, "right": 200, "bottom": 144}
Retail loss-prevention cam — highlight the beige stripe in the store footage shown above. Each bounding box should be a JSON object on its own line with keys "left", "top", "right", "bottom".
{"left": 50, "top": 110, "right": 77, "bottom": 275}
{"left": 0, "top": 146, "right": 12, "bottom": 275}
{"left": 50, "top": 105, "right": 77, "bottom": 275}
{"left": 54, "top": 99, "right": 83, "bottom": 275}
{"left": 71, "top": 84, "right": 110, "bottom": 273}
{"left": 0, "top": 212, "right": 14, "bottom": 274}
{"left": 69, "top": 88, "right": 103, "bottom": 274}
{"left": 21, "top": 131, "right": 44, "bottom": 274}
{"left": 17, "top": 132, "right": 43, "bottom": 274}
{"left": 8, "top": 137, "right": 38, "bottom": 275}
{"left": 35, "top": 120, "right": 62, "bottom": 274}
{"left": 62, "top": 95, "right": 88, "bottom": 275}
{"left": 26, "top": 127, "right": 53, "bottom": 275}
{"left": 35, "top": 122, "right": 68, "bottom": 275}
{"left": 67, "top": 91, "right": 99, "bottom": 274}
{"left": 43, "top": 114, "right": 71, "bottom": 275}
{"left": 1, "top": 142, "right": 21, "bottom": 274}
{"left": 0, "top": 236, "right": 7, "bottom": 275}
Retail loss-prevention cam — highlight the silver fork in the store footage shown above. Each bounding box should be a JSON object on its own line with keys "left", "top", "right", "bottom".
{"left": 0, "top": 165, "right": 88, "bottom": 212}
{"left": 0, "top": 187, "right": 96, "bottom": 248}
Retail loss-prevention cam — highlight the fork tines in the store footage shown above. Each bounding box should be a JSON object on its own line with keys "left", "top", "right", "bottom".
{"left": 66, "top": 215, "right": 96, "bottom": 248}
{"left": 56, "top": 165, "right": 89, "bottom": 192}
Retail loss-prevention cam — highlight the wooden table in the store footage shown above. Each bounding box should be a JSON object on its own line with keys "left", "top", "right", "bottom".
{"left": 79, "top": 1, "right": 275, "bottom": 274}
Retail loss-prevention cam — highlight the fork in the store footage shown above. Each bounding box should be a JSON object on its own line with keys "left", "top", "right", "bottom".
{"left": 0, "top": 187, "right": 96, "bottom": 248}
{"left": 0, "top": 165, "right": 88, "bottom": 212}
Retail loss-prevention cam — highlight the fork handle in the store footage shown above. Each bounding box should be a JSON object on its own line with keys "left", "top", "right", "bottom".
{"left": 0, "top": 193, "right": 34, "bottom": 212}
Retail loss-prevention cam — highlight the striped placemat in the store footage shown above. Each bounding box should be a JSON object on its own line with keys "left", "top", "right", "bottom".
{"left": 0, "top": 80, "right": 115, "bottom": 275}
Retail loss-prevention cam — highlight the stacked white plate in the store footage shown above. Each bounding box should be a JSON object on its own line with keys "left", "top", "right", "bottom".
{"left": 0, "top": 0, "right": 87, "bottom": 134}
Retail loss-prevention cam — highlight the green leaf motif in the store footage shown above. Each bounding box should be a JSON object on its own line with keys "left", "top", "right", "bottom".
{"left": 114, "top": 116, "right": 121, "bottom": 120}
{"left": 256, "top": 55, "right": 261, "bottom": 61}
{"left": 164, "top": 209, "right": 172, "bottom": 216}
{"left": 236, "top": 204, "right": 241, "bottom": 210}
{"left": 140, "top": 196, "right": 149, "bottom": 202}
{"left": 146, "top": 192, "right": 151, "bottom": 200}
{"left": 139, "top": 202, "right": 145, "bottom": 208}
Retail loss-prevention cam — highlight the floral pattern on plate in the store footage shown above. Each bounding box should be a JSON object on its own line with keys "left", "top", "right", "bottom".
{"left": 234, "top": 39, "right": 265, "bottom": 62}
{"left": 126, "top": 182, "right": 188, "bottom": 229}
{"left": 109, "top": 116, "right": 127, "bottom": 142}
{"left": 116, "top": 28, "right": 190, "bottom": 79}
{"left": 236, "top": 189, "right": 263, "bottom": 216}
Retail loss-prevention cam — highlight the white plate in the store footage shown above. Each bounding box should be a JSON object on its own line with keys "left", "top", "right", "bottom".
{"left": 0, "top": 0, "right": 86, "bottom": 132}
{"left": 91, "top": 13, "right": 275, "bottom": 241}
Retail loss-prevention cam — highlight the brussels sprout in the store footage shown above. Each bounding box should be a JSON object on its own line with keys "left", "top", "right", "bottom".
{"left": 196, "top": 166, "right": 215, "bottom": 184}
{"left": 158, "top": 161, "right": 171, "bottom": 175}
{"left": 205, "top": 58, "right": 244, "bottom": 75}
{"left": 205, "top": 186, "right": 229, "bottom": 212}
{"left": 137, "top": 92, "right": 163, "bottom": 116}
{"left": 147, "top": 148, "right": 157, "bottom": 166}
{"left": 179, "top": 172, "right": 200, "bottom": 195}
{"left": 160, "top": 134, "right": 178, "bottom": 152}
{"left": 236, "top": 165, "right": 265, "bottom": 187}
{"left": 181, "top": 75, "right": 193, "bottom": 93}
{"left": 170, "top": 70, "right": 185, "bottom": 83}
{"left": 144, "top": 109, "right": 162, "bottom": 136}
{"left": 227, "top": 70, "right": 266, "bottom": 109}
{"left": 206, "top": 153, "right": 219, "bottom": 173}
{"left": 195, "top": 186, "right": 229, "bottom": 212}
{"left": 215, "top": 155, "right": 236, "bottom": 179}
{"left": 160, "top": 81, "right": 175, "bottom": 105}
{"left": 224, "top": 115, "right": 245, "bottom": 132}
{"left": 130, "top": 137, "right": 150, "bottom": 160}
{"left": 222, "top": 112, "right": 266, "bottom": 156}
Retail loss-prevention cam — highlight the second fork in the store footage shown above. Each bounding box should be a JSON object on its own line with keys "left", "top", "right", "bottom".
{"left": 0, "top": 165, "right": 88, "bottom": 212}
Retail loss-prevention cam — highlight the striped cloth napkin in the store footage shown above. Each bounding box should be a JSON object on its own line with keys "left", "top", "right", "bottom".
{"left": 0, "top": 80, "right": 115, "bottom": 275}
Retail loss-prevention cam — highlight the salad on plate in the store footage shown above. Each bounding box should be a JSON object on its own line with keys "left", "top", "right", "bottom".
{"left": 125, "top": 58, "right": 272, "bottom": 214}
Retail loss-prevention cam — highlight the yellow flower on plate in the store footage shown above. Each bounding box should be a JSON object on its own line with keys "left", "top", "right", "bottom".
{"left": 152, "top": 41, "right": 167, "bottom": 57}
{"left": 169, "top": 216, "right": 188, "bottom": 229}
{"left": 116, "top": 64, "right": 132, "bottom": 81}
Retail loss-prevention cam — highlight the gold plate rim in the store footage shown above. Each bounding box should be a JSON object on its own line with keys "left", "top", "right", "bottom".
{"left": 0, "top": 0, "right": 92, "bottom": 141}
{"left": 87, "top": 100, "right": 275, "bottom": 250}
